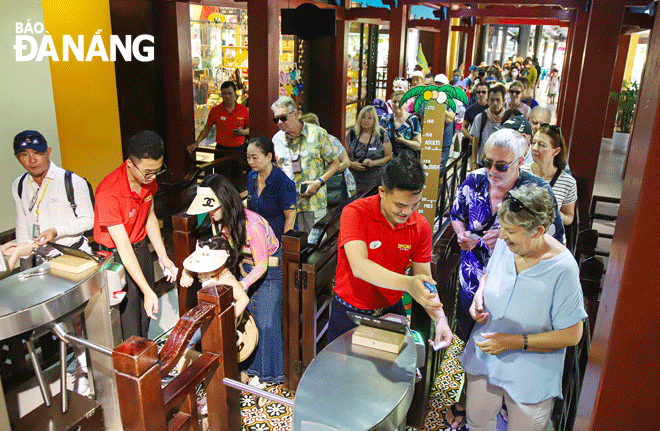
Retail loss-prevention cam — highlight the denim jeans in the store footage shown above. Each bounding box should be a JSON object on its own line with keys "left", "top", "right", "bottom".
{"left": 241, "top": 248, "right": 285, "bottom": 384}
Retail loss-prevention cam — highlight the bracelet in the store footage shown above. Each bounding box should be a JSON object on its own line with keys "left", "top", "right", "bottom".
{"left": 522, "top": 334, "right": 529, "bottom": 351}
{"left": 318, "top": 178, "right": 325, "bottom": 186}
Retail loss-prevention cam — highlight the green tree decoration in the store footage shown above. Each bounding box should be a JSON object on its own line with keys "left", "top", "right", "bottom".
{"left": 400, "top": 85, "right": 469, "bottom": 116}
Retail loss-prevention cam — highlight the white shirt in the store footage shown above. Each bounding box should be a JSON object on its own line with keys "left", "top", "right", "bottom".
{"left": 12, "top": 161, "right": 94, "bottom": 251}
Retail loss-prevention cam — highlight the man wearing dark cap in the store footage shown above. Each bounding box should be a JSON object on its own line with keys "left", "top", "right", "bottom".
{"left": 94, "top": 130, "right": 176, "bottom": 339}
{"left": 501, "top": 115, "right": 534, "bottom": 164}
{"left": 10, "top": 130, "right": 94, "bottom": 267}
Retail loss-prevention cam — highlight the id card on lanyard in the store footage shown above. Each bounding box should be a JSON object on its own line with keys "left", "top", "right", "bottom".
{"left": 29, "top": 178, "right": 50, "bottom": 239}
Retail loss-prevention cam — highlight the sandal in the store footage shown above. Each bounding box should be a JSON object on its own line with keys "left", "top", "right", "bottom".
{"left": 444, "top": 404, "right": 466, "bottom": 430}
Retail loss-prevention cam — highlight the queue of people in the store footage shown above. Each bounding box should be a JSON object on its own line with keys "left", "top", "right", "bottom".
{"left": 3, "top": 57, "right": 579, "bottom": 428}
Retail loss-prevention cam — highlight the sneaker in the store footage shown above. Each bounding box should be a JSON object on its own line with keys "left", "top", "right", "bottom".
{"left": 247, "top": 375, "right": 267, "bottom": 390}
{"left": 197, "top": 395, "right": 208, "bottom": 416}
{"left": 161, "top": 368, "right": 178, "bottom": 386}
{"left": 75, "top": 375, "right": 90, "bottom": 397}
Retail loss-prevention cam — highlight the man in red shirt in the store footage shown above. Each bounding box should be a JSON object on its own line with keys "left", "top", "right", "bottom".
{"left": 187, "top": 81, "right": 249, "bottom": 155}
{"left": 328, "top": 154, "right": 453, "bottom": 348}
{"left": 94, "top": 131, "right": 176, "bottom": 339}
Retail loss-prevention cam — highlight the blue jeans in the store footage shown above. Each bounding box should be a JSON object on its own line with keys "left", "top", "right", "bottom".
{"left": 440, "top": 120, "right": 455, "bottom": 171}
{"left": 327, "top": 295, "right": 406, "bottom": 343}
{"left": 241, "top": 248, "right": 284, "bottom": 384}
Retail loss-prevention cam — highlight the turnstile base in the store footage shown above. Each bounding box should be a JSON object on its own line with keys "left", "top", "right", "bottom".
{"left": 15, "top": 390, "right": 104, "bottom": 431}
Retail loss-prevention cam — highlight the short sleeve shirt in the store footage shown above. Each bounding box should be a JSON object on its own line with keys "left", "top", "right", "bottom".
{"left": 246, "top": 167, "right": 297, "bottom": 242}
{"left": 460, "top": 239, "right": 587, "bottom": 403}
{"left": 464, "top": 103, "right": 488, "bottom": 126}
{"left": 206, "top": 103, "right": 249, "bottom": 147}
{"left": 272, "top": 123, "right": 341, "bottom": 212}
{"left": 520, "top": 165, "right": 578, "bottom": 208}
{"left": 379, "top": 113, "right": 422, "bottom": 157}
{"left": 469, "top": 112, "right": 501, "bottom": 164}
{"left": 334, "top": 194, "right": 432, "bottom": 310}
{"left": 94, "top": 161, "right": 158, "bottom": 248}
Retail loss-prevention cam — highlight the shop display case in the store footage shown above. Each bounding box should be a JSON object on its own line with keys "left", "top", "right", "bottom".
{"left": 346, "top": 22, "right": 379, "bottom": 129}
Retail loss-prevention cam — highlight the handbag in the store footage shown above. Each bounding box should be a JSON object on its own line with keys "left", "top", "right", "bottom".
{"left": 326, "top": 172, "right": 350, "bottom": 205}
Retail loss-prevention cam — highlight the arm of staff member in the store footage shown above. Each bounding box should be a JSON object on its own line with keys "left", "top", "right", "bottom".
{"left": 107, "top": 203, "right": 176, "bottom": 320}
{"left": 344, "top": 241, "right": 453, "bottom": 348}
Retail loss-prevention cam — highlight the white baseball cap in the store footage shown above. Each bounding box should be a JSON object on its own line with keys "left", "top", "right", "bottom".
{"left": 410, "top": 70, "right": 424, "bottom": 79}
{"left": 187, "top": 187, "right": 220, "bottom": 215}
{"left": 434, "top": 74, "right": 449, "bottom": 85}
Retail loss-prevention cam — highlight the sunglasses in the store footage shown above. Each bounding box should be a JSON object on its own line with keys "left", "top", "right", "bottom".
{"left": 475, "top": 91, "right": 487, "bottom": 94}
{"left": 482, "top": 156, "right": 520, "bottom": 173}
{"left": 273, "top": 111, "right": 293, "bottom": 124}
{"left": 509, "top": 90, "right": 521, "bottom": 95}
{"left": 540, "top": 123, "right": 562, "bottom": 138}
{"left": 503, "top": 191, "right": 535, "bottom": 215}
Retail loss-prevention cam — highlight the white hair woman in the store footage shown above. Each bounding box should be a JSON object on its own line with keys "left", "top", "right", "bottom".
{"left": 462, "top": 184, "right": 586, "bottom": 431}
{"left": 346, "top": 105, "right": 393, "bottom": 190}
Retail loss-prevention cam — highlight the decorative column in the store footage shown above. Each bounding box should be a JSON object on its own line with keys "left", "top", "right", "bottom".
{"left": 602, "top": 35, "right": 631, "bottom": 139}
{"left": 387, "top": 4, "right": 408, "bottom": 101}
{"left": 564, "top": 0, "right": 626, "bottom": 229}
{"left": 575, "top": 9, "right": 660, "bottom": 430}
{"left": 517, "top": 25, "right": 531, "bottom": 58}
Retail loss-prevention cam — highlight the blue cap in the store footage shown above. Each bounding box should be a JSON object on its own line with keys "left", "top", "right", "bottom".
{"left": 469, "top": 65, "right": 480, "bottom": 72}
{"left": 13, "top": 130, "right": 48, "bottom": 155}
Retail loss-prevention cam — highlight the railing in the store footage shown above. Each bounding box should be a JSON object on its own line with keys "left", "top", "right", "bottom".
{"left": 433, "top": 138, "right": 471, "bottom": 240}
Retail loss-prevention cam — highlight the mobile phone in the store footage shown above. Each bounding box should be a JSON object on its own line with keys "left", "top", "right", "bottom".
{"left": 468, "top": 232, "right": 482, "bottom": 241}
{"left": 299, "top": 183, "right": 308, "bottom": 194}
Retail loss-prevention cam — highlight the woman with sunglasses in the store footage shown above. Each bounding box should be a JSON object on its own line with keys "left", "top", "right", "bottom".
{"left": 346, "top": 105, "right": 393, "bottom": 190}
{"left": 521, "top": 124, "right": 577, "bottom": 225}
{"left": 461, "top": 184, "right": 586, "bottom": 431}
{"left": 446, "top": 129, "right": 564, "bottom": 429}
{"left": 504, "top": 81, "right": 530, "bottom": 118}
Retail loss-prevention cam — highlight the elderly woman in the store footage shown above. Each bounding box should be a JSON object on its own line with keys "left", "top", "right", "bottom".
{"left": 346, "top": 105, "right": 393, "bottom": 190}
{"left": 445, "top": 128, "right": 565, "bottom": 429}
{"left": 461, "top": 184, "right": 587, "bottom": 431}
{"left": 379, "top": 90, "right": 422, "bottom": 157}
{"left": 521, "top": 124, "right": 577, "bottom": 225}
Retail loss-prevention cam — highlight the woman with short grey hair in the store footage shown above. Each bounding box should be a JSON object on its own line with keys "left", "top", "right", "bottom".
{"left": 446, "top": 129, "right": 565, "bottom": 429}
{"left": 461, "top": 184, "right": 586, "bottom": 431}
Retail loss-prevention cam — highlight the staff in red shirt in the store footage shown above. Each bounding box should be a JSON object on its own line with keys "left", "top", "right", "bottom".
{"left": 328, "top": 153, "right": 453, "bottom": 349}
{"left": 94, "top": 131, "right": 176, "bottom": 340}
{"left": 187, "top": 81, "right": 250, "bottom": 154}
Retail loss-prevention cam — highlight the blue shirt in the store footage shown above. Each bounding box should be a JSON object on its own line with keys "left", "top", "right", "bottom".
{"left": 246, "top": 167, "right": 297, "bottom": 242}
{"left": 379, "top": 113, "right": 422, "bottom": 157}
{"left": 449, "top": 169, "right": 565, "bottom": 304}
{"left": 460, "top": 239, "right": 587, "bottom": 403}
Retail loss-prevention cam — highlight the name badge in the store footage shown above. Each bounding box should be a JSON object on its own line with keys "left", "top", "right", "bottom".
{"left": 369, "top": 240, "right": 381, "bottom": 249}
{"left": 32, "top": 224, "right": 40, "bottom": 238}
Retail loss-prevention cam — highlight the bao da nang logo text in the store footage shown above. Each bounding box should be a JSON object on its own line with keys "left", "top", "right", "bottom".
{"left": 14, "top": 20, "right": 154, "bottom": 62}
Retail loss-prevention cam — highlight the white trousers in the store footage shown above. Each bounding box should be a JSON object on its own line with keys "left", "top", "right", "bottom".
{"left": 466, "top": 374, "right": 554, "bottom": 431}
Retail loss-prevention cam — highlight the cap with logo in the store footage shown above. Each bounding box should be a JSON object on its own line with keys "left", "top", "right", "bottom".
{"left": 187, "top": 186, "right": 220, "bottom": 215}
{"left": 13, "top": 130, "right": 48, "bottom": 155}
{"left": 501, "top": 115, "right": 533, "bottom": 136}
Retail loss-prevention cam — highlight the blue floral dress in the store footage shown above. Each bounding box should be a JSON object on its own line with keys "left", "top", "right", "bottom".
{"left": 379, "top": 113, "right": 421, "bottom": 157}
{"left": 449, "top": 169, "right": 565, "bottom": 341}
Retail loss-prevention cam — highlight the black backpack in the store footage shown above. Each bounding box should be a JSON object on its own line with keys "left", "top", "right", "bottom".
{"left": 18, "top": 171, "right": 95, "bottom": 219}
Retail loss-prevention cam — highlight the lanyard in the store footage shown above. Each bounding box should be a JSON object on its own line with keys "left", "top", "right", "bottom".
{"left": 28, "top": 178, "right": 51, "bottom": 221}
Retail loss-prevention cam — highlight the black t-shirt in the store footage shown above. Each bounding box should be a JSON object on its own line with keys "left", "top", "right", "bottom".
{"left": 464, "top": 103, "right": 489, "bottom": 126}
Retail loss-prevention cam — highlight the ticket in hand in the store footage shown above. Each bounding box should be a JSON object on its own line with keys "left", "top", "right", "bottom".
{"left": 163, "top": 267, "right": 179, "bottom": 278}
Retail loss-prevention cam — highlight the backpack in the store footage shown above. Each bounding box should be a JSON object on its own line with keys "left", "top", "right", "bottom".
{"left": 18, "top": 171, "right": 95, "bottom": 219}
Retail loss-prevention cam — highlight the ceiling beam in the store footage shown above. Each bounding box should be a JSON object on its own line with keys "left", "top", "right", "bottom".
{"left": 344, "top": 6, "right": 389, "bottom": 23}
{"left": 401, "top": 0, "right": 586, "bottom": 9}
{"left": 448, "top": 6, "right": 575, "bottom": 21}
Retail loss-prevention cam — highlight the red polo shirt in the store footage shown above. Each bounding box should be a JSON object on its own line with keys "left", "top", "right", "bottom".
{"left": 93, "top": 160, "right": 158, "bottom": 248}
{"left": 334, "top": 194, "right": 432, "bottom": 310}
{"left": 206, "top": 103, "right": 249, "bottom": 147}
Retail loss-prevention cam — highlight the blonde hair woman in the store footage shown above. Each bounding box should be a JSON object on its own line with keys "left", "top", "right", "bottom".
{"left": 346, "top": 105, "right": 392, "bottom": 190}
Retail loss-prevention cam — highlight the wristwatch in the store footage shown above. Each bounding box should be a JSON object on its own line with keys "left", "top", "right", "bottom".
{"left": 318, "top": 178, "right": 325, "bottom": 186}
{"left": 522, "top": 334, "right": 529, "bottom": 351}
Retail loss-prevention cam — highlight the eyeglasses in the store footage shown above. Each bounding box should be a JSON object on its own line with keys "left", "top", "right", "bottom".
{"left": 482, "top": 156, "right": 520, "bottom": 173}
{"left": 503, "top": 191, "right": 535, "bottom": 216}
{"left": 132, "top": 161, "right": 167, "bottom": 179}
{"left": 540, "top": 123, "right": 562, "bottom": 138}
{"left": 475, "top": 91, "right": 487, "bottom": 95}
{"left": 273, "top": 111, "right": 293, "bottom": 124}
{"left": 509, "top": 90, "right": 521, "bottom": 95}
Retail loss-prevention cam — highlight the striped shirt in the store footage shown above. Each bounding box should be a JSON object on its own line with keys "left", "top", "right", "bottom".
{"left": 521, "top": 164, "right": 577, "bottom": 208}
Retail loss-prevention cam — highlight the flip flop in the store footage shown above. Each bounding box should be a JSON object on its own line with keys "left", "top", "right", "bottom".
{"left": 444, "top": 404, "right": 467, "bottom": 431}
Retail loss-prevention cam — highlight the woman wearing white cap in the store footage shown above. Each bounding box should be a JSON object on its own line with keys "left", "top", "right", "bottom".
{"left": 183, "top": 174, "right": 283, "bottom": 389}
